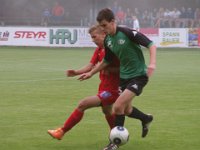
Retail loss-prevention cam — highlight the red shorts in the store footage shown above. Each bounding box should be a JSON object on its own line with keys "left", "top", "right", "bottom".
{"left": 97, "top": 91, "right": 119, "bottom": 106}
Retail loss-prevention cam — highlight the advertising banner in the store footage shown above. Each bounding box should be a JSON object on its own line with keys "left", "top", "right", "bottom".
{"left": 0, "top": 27, "right": 48, "bottom": 46}
{"left": 49, "top": 28, "right": 95, "bottom": 47}
{"left": 158, "top": 28, "right": 188, "bottom": 47}
{"left": 0, "top": 27, "right": 200, "bottom": 48}
{"left": 188, "top": 28, "right": 200, "bottom": 47}
{"left": 0, "top": 27, "right": 95, "bottom": 47}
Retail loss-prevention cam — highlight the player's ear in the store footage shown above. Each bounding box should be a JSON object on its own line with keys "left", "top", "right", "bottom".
{"left": 111, "top": 19, "right": 115, "bottom": 23}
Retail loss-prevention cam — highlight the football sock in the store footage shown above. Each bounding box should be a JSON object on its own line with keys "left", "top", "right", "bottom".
{"left": 115, "top": 114, "right": 125, "bottom": 126}
{"left": 62, "top": 108, "right": 84, "bottom": 133}
{"left": 128, "top": 106, "right": 147, "bottom": 121}
{"left": 105, "top": 114, "right": 115, "bottom": 129}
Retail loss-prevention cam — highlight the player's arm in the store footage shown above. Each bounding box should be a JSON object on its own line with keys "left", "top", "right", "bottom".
{"left": 66, "top": 63, "right": 94, "bottom": 77}
{"left": 121, "top": 27, "right": 157, "bottom": 77}
{"left": 147, "top": 44, "right": 156, "bottom": 77}
{"left": 78, "top": 44, "right": 115, "bottom": 80}
{"left": 78, "top": 61, "right": 108, "bottom": 81}
{"left": 67, "top": 48, "right": 100, "bottom": 77}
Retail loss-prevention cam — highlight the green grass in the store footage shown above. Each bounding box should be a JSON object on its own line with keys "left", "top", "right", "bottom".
{"left": 0, "top": 47, "right": 200, "bottom": 150}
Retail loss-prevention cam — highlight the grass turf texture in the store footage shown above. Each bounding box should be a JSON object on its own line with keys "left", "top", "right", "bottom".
{"left": 0, "top": 47, "right": 199, "bottom": 150}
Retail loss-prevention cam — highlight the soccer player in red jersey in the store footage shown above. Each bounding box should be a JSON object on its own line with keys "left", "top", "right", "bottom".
{"left": 47, "top": 25, "right": 120, "bottom": 141}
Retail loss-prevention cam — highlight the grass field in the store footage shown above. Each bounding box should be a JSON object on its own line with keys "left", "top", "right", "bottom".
{"left": 0, "top": 46, "right": 200, "bottom": 150}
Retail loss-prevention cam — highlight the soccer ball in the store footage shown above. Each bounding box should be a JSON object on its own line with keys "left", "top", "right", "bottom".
{"left": 109, "top": 126, "right": 129, "bottom": 146}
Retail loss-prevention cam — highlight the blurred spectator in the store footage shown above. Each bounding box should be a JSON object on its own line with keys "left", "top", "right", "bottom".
{"left": 180, "top": 7, "right": 187, "bottom": 19}
{"left": 141, "top": 10, "right": 151, "bottom": 27}
{"left": 41, "top": 8, "right": 51, "bottom": 26}
{"left": 125, "top": 8, "right": 133, "bottom": 28}
{"left": 171, "top": 8, "right": 181, "bottom": 27}
{"left": 186, "top": 8, "right": 194, "bottom": 27}
{"left": 194, "top": 8, "right": 200, "bottom": 27}
{"left": 133, "top": 8, "right": 141, "bottom": 19}
{"left": 132, "top": 15, "right": 140, "bottom": 31}
{"left": 186, "top": 8, "right": 194, "bottom": 19}
{"left": 162, "top": 8, "right": 171, "bottom": 27}
{"left": 150, "top": 8, "right": 158, "bottom": 27}
{"left": 116, "top": 6, "right": 126, "bottom": 25}
{"left": 194, "top": 8, "right": 200, "bottom": 19}
{"left": 171, "top": 8, "right": 181, "bottom": 19}
{"left": 155, "top": 7, "right": 165, "bottom": 27}
{"left": 112, "top": 1, "right": 119, "bottom": 15}
{"left": 179, "top": 6, "right": 187, "bottom": 27}
{"left": 51, "top": 1, "right": 65, "bottom": 25}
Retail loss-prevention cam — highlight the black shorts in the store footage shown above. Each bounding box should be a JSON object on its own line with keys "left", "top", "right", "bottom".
{"left": 119, "top": 75, "right": 148, "bottom": 96}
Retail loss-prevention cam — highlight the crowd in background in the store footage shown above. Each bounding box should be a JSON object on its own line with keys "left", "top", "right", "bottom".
{"left": 0, "top": 0, "right": 200, "bottom": 28}
{"left": 110, "top": 1, "right": 200, "bottom": 28}
{"left": 41, "top": 1, "right": 65, "bottom": 26}
{"left": 38, "top": 1, "right": 200, "bottom": 28}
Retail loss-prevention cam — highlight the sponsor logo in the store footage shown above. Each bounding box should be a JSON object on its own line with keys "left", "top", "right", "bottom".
{"left": 100, "top": 91, "right": 112, "bottom": 100}
{"left": 131, "top": 84, "right": 138, "bottom": 90}
{"left": 0, "top": 31, "right": 9, "bottom": 41}
{"left": 49, "top": 29, "right": 77, "bottom": 44}
{"left": 107, "top": 40, "right": 113, "bottom": 48}
{"left": 160, "top": 31, "right": 182, "bottom": 46}
{"left": 118, "top": 39, "right": 125, "bottom": 45}
{"left": 14, "top": 31, "right": 46, "bottom": 41}
{"left": 132, "top": 31, "right": 137, "bottom": 36}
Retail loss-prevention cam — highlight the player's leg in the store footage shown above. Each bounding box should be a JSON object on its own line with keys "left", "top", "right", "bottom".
{"left": 127, "top": 105, "right": 153, "bottom": 138}
{"left": 112, "top": 89, "right": 135, "bottom": 127}
{"left": 61, "top": 96, "right": 102, "bottom": 131}
{"left": 101, "top": 105, "right": 115, "bottom": 130}
{"left": 100, "top": 91, "right": 119, "bottom": 150}
{"left": 103, "top": 89, "right": 133, "bottom": 150}
{"left": 47, "top": 96, "right": 101, "bottom": 140}
{"left": 99, "top": 91, "right": 119, "bottom": 130}
{"left": 124, "top": 75, "right": 153, "bottom": 138}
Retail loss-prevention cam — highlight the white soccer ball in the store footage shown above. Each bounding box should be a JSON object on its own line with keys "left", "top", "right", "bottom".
{"left": 109, "top": 126, "right": 129, "bottom": 146}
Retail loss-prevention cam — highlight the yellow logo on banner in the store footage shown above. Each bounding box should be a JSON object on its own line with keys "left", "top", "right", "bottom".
{"left": 160, "top": 41, "right": 183, "bottom": 46}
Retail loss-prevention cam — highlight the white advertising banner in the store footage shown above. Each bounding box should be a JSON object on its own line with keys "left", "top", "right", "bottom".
{"left": 0, "top": 27, "right": 49, "bottom": 46}
{"left": 158, "top": 28, "right": 188, "bottom": 47}
{"left": 0, "top": 27, "right": 96, "bottom": 47}
{"left": 0, "top": 27, "right": 198, "bottom": 48}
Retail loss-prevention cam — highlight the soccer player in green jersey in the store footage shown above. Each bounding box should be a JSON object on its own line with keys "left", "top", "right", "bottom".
{"left": 79, "top": 8, "right": 157, "bottom": 150}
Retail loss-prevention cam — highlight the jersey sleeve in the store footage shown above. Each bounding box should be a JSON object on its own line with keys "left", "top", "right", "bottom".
{"left": 118, "top": 27, "right": 153, "bottom": 48}
{"left": 90, "top": 48, "right": 99, "bottom": 65}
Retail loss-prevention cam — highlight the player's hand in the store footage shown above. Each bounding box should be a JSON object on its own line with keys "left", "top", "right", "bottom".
{"left": 78, "top": 72, "right": 92, "bottom": 81}
{"left": 147, "top": 64, "right": 156, "bottom": 77}
{"left": 66, "top": 70, "right": 76, "bottom": 77}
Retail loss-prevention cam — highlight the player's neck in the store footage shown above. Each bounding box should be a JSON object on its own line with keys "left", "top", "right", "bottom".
{"left": 110, "top": 24, "right": 117, "bottom": 36}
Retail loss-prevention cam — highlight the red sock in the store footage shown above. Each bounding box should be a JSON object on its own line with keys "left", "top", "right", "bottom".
{"left": 62, "top": 108, "right": 84, "bottom": 133}
{"left": 105, "top": 114, "right": 115, "bottom": 130}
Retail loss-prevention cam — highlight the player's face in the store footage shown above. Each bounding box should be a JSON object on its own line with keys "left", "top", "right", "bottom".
{"left": 99, "top": 19, "right": 115, "bottom": 35}
{"left": 90, "top": 30, "right": 105, "bottom": 48}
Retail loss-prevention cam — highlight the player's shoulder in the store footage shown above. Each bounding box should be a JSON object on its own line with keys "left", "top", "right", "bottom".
{"left": 117, "top": 26, "right": 134, "bottom": 34}
{"left": 116, "top": 26, "right": 139, "bottom": 38}
{"left": 117, "top": 26, "right": 145, "bottom": 40}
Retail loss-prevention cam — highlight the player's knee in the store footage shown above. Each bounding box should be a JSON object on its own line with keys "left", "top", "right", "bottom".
{"left": 102, "top": 107, "right": 112, "bottom": 115}
{"left": 124, "top": 107, "right": 132, "bottom": 116}
{"left": 77, "top": 100, "right": 88, "bottom": 111}
{"left": 113, "top": 103, "right": 124, "bottom": 114}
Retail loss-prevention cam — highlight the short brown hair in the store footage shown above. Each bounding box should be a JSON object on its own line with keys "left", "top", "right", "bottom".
{"left": 96, "top": 8, "right": 115, "bottom": 22}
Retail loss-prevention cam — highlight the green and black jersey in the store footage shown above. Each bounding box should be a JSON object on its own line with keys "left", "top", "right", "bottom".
{"left": 104, "top": 26, "right": 153, "bottom": 79}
